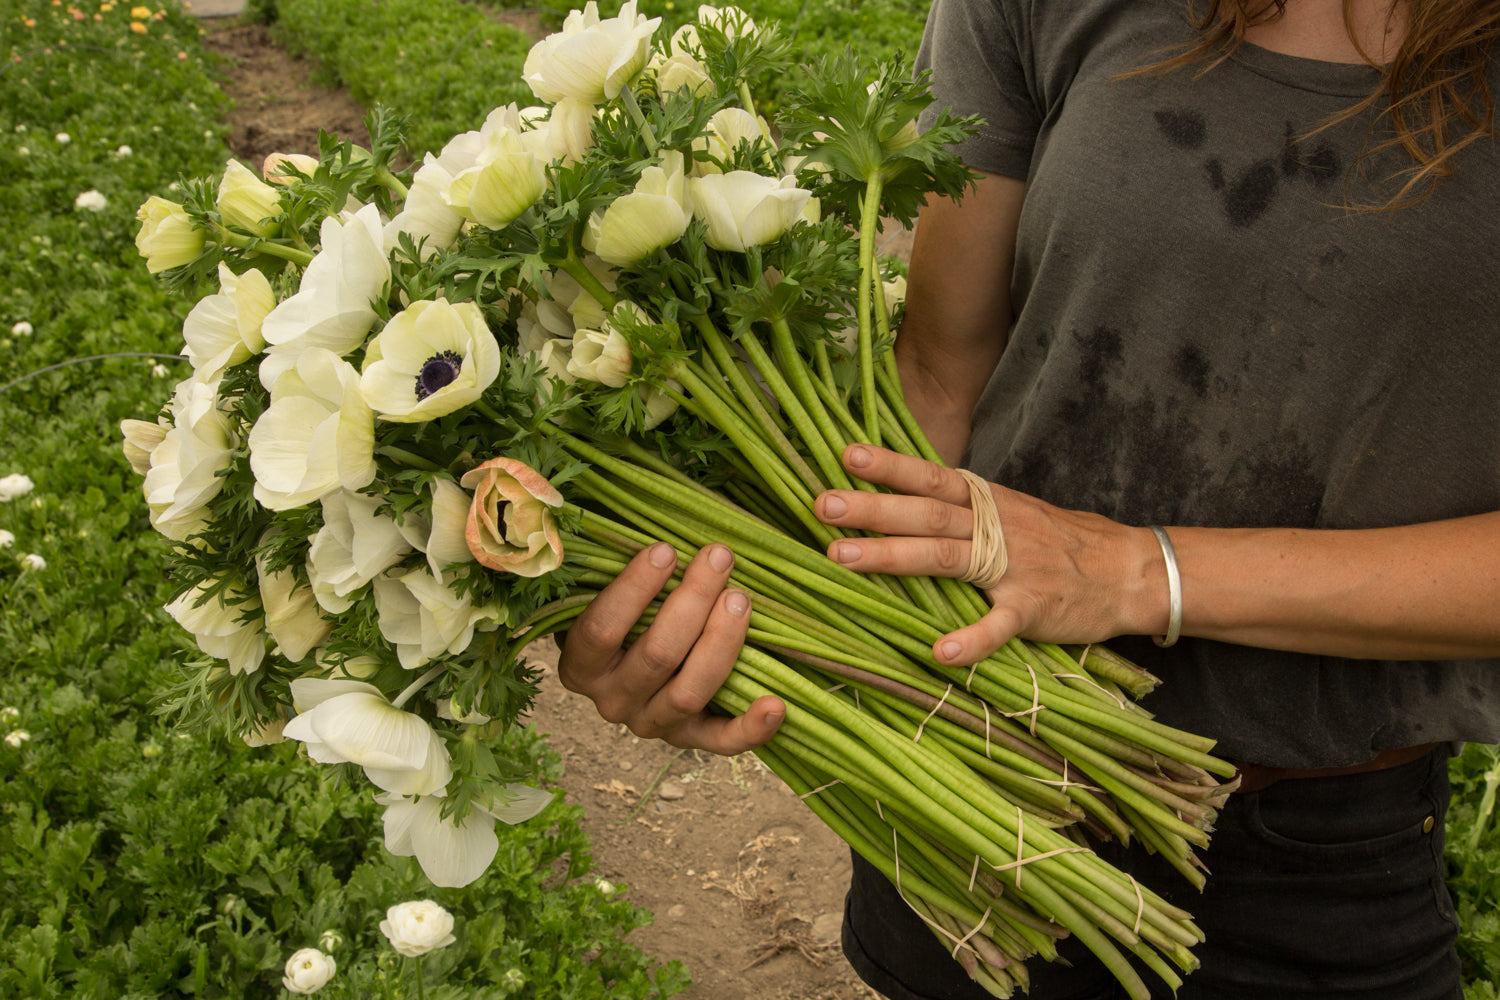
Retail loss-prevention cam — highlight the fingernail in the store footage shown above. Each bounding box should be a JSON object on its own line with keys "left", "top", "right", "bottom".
{"left": 940, "top": 640, "right": 963, "bottom": 661}
{"left": 832, "top": 540, "right": 860, "bottom": 563}
{"left": 708, "top": 544, "right": 733, "bottom": 572}
{"left": 822, "top": 495, "right": 847, "bottom": 518}
{"left": 846, "top": 445, "right": 871, "bottom": 469}
{"left": 764, "top": 710, "right": 784, "bottom": 731}
{"left": 649, "top": 542, "right": 676, "bottom": 568}
{"left": 725, "top": 590, "right": 749, "bottom": 616}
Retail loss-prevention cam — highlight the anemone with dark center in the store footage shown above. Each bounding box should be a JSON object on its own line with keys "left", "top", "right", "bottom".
{"left": 414, "top": 350, "right": 464, "bottom": 400}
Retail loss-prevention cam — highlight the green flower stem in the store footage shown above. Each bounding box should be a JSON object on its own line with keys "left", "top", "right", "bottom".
{"left": 857, "top": 172, "right": 886, "bottom": 445}
{"left": 875, "top": 361, "right": 944, "bottom": 465}
{"left": 392, "top": 664, "right": 445, "bottom": 709}
{"left": 619, "top": 84, "right": 659, "bottom": 155}
{"left": 767, "top": 315, "right": 859, "bottom": 486}
{"left": 214, "top": 224, "right": 316, "bottom": 267}
{"left": 732, "top": 324, "right": 849, "bottom": 492}
{"left": 376, "top": 445, "right": 446, "bottom": 472}
{"left": 737, "top": 80, "right": 757, "bottom": 120}
{"left": 376, "top": 166, "right": 410, "bottom": 200}
{"left": 811, "top": 337, "right": 839, "bottom": 394}
{"left": 557, "top": 253, "right": 618, "bottom": 310}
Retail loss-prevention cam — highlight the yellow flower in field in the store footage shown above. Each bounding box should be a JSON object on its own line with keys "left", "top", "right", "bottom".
{"left": 101, "top": 3, "right": 114, "bottom": 10}
{"left": 130, "top": 20, "right": 146, "bottom": 32}
{"left": 130, "top": 5, "right": 150, "bottom": 16}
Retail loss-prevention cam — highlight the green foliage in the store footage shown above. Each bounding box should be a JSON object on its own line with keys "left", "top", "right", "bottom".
{"left": 1448, "top": 744, "right": 1500, "bottom": 996}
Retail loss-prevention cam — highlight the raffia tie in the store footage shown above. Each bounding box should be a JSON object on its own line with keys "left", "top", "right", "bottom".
{"left": 956, "top": 468, "right": 1007, "bottom": 590}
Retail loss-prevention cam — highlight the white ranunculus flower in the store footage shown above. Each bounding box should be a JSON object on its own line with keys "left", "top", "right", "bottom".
{"left": 55, "top": 132, "right": 70, "bottom": 144}
{"left": 583, "top": 150, "right": 690, "bottom": 266}
{"left": 282, "top": 948, "right": 336, "bottom": 994}
{"left": 444, "top": 127, "right": 545, "bottom": 230}
{"left": 249, "top": 348, "right": 376, "bottom": 511}
{"left": 373, "top": 567, "right": 503, "bottom": 670}
{"left": 256, "top": 537, "right": 332, "bottom": 663}
{"left": 116, "top": 144, "right": 133, "bottom": 157}
{"left": 74, "top": 189, "right": 107, "bottom": 212}
{"left": 258, "top": 205, "right": 391, "bottom": 387}
{"left": 0, "top": 473, "right": 35, "bottom": 501}
{"left": 688, "top": 171, "right": 811, "bottom": 252}
{"left": 360, "top": 298, "right": 501, "bottom": 422}
{"left": 379, "top": 900, "right": 457, "bottom": 957}
{"left": 217, "top": 158, "right": 282, "bottom": 237}
{"left": 306, "top": 490, "right": 420, "bottom": 614}
{"left": 165, "top": 578, "right": 267, "bottom": 675}
{"left": 5, "top": 730, "right": 31, "bottom": 748}
{"left": 140, "top": 379, "right": 237, "bottom": 541}
{"left": 183, "top": 262, "right": 275, "bottom": 380}
{"left": 284, "top": 678, "right": 453, "bottom": 796}
{"left": 11, "top": 321, "right": 32, "bottom": 336}
{"left": 0, "top": 529, "right": 13, "bottom": 547}
{"left": 135, "top": 196, "right": 204, "bottom": 273}
{"left": 20, "top": 553, "right": 46, "bottom": 571}
{"left": 522, "top": 0, "right": 660, "bottom": 104}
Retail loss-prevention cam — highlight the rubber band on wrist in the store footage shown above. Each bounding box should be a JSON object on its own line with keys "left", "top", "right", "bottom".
{"left": 1149, "top": 526, "right": 1182, "bottom": 648}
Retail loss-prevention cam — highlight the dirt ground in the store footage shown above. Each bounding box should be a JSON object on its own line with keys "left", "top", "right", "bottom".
{"left": 201, "top": 19, "right": 885, "bottom": 1000}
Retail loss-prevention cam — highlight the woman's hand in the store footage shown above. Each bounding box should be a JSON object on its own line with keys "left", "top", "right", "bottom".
{"left": 557, "top": 541, "right": 784, "bottom": 754}
{"left": 814, "top": 444, "right": 1168, "bottom": 666}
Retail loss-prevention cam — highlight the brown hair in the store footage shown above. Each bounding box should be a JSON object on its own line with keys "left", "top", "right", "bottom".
{"left": 1147, "top": 1, "right": 1500, "bottom": 207}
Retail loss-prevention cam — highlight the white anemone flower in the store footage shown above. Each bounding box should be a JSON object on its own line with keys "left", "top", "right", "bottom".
{"left": 183, "top": 263, "right": 275, "bottom": 380}
{"left": 382, "top": 157, "right": 466, "bottom": 259}
{"left": 379, "top": 783, "right": 553, "bottom": 888}
{"left": 360, "top": 298, "right": 501, "bottom": 422}
{"left": 249, "top": 349, "right": 376, "bottom": 511}
{"left": 583, "top": 150, "right": 690, "bottom": 266}
{"left": 444, "top": 126, "right": 546, "bottom": 230}
{"left": 256, "top": 537, "right": 333, "bottom": 663}
{"left": 422, "top": 477, "right": 476, "bottom": 582}
{"left": 373, "top": 567, "right": 503, "bottom": 670}
{"left": 216, "top": 158, "right": 282, "bottom": 237}
{"left": 283, "top": 678, "right": 452, "bottom": 797}
{"left": 522, "top": 0, "right": 660, "bottom": 105}
{"left": 140, "top": 378, "right": 237, "bottom": 541}
{"left": 165, "top": 578, "right": 267, "bottom": 675}
{"left": 258, "top": 205, "right": 391, "bottom": 389}
{"left": 691, "top": 108, "right": 773, "bottom": 176}
{"left": 516, "top": 97, "right": 596, "bottom": 165}
{"left": 306, "top": 490, "right": 424, "bottom": 614}
{"left": 687, "top": 171, "right": 811, "bottom": 252}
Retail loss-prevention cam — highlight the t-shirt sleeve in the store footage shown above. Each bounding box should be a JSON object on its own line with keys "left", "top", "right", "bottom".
{"left": 914, "top": 0, "right": 1041, "bottom": 178}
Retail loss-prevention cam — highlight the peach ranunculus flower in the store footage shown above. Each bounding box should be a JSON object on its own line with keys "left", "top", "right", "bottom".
{"left": 459, "top": 458, "right": 564, "bottom": 577}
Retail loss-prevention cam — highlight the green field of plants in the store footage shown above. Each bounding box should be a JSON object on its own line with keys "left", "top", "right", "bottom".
{"left": 1, "top": 0, "right": 1497, "bottom": 997}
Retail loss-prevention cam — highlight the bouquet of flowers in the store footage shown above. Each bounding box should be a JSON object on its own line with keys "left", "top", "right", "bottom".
{"left": 122, "top": 6, "right": 1237, "bottom": 997}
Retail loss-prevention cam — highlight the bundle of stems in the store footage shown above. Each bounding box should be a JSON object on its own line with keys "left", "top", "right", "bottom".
{"left": 508, "top": 238, "right": 1237, "bottom": 998}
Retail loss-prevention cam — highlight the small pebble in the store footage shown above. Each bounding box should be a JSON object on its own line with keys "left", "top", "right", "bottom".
{"left": 667, "top": 904, "right": 688, "bottom": 920}
{"left": 658, "top": 778, "right": 686, "bottom": 800}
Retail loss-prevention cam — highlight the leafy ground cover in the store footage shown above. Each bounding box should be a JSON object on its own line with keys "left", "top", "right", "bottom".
{"left": 0, "top": 1, "right": 686, "bottom": 997}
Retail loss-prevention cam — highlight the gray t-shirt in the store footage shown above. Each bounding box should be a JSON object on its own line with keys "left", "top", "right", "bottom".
{"left": 916, "top": 0, "right": 1500, "bottom": 767}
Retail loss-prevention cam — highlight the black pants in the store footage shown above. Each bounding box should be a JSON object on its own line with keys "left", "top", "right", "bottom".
{"left": 843, "top": 749, "right": 1462, "bottom": 1000}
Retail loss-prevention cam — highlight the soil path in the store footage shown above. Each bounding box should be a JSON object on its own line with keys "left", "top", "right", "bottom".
{"left": 201, "top": 19, "right": 886, "bottom": 1000}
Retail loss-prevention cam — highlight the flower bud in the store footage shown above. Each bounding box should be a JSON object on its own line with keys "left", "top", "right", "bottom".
{"left": 217, "top": 159, "right": 282, "bottom": 236}
{"left": 135, "top": 196, "right": 204, "bottom": 273}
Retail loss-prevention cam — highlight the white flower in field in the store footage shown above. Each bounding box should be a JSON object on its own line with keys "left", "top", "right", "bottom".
{"left": 0, "top": 473, "right": 35, "bottom": 501}
{"left": 421, "top": 476, "right": 475, "bottom": 582}
{"left": 0, "top": 531, "right": 11, "bottom": 548}
{"left": 183, "top": 263, "right": 274, "bottom": 380}
{"left": 135, "top": 196, "right": 204, "bottom": 273}
{"left": 373, "top": 567, "right": 503, "bottom": 670}
{"left": 116, "top": 144, "right": 132, "bottom": 157}
{"left": 306, "top": 490, "right": 422, "bottom": 614}
{"left": 138, "top": 378, "right": 236, "bottom": 540}
{"left": 688, "top": 171, "right": 811, "bottom": 252}
{"left": 0, "top": 707, "right": 18, "bottom": 725}
{"left": 360, "top": 298, "right": 501, "bottom": 422}
{"left": 15, "top": 147, "right": 28, "bottom": 157}
{"left": 258, "top": 205, "right": 391, "bottom": 386}
{"left": 164, "top": 578, "right": 267, "bottom": 675}
{"left": 522, "top": 0, "right": 660, "bottom": 104}
{"left": 444, "top": 127, "right": 545, "bottom": 230}
{"left": 20, "top": 553, "right": 45, "bottom": 571}
{"left": 73, "top": 189, "right": 107, "bottom": 212}
{"left": 4, "top": 730, "right": 30, "bottom": 748}
{"left": 216, "top": 158, "right": 282, "bottom": 237}
{"left": 379, "top": 900, "right": 457, "bottom": 956}
{"left": 583, "top": 150, "right": 690, "bottom": 266}
{"left": 284, "top": 678, "right": 453, "bottom": 796}
{"left": 55, "top": 132, "right": 70, "bottom": 144}
{"left": 10, "top": 321, "right": 32, "bottom": 336}
{"left": 281, "top": 947, "right": 336, "bottom": 995}
{"left": 150, "top": 363, "right": 170, "bottom": 378}
{"left": 256, "top": 538, "right": 333, "bottom": 663}
{"left": 249, "top": 348, "right": 376, "bottom": 511}
{"left": 594, "top": 876, "right": 618, "bottom": 897}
